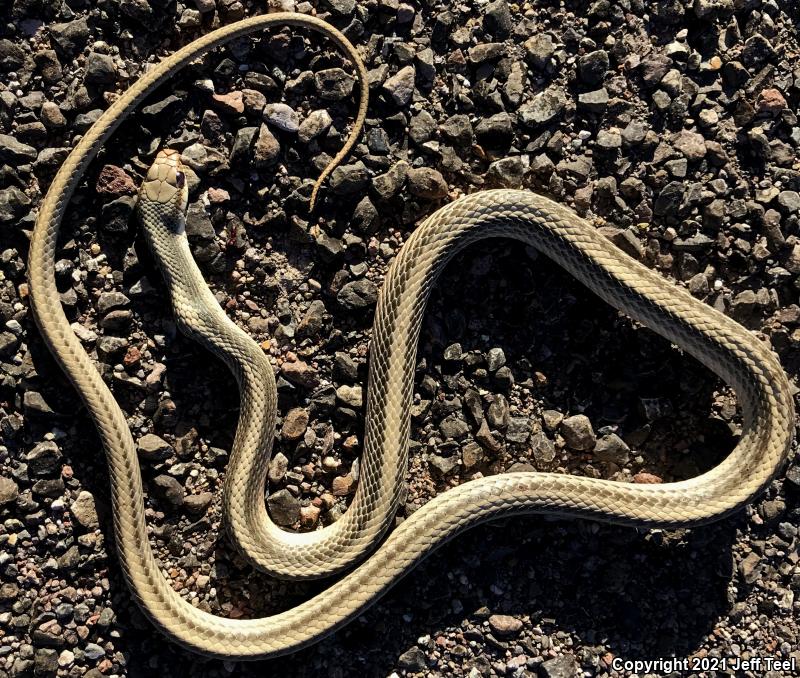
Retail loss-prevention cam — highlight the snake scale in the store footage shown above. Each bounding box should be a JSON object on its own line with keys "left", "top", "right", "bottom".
{"left": 28, "top": 12, "right": 794, "bottom": 661}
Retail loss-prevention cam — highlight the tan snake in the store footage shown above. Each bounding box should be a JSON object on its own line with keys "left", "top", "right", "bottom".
{"left": 28, "top": 12, "right": 795, "bottom": 660}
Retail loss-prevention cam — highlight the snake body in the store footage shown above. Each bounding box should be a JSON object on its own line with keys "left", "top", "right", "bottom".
{"left": 28, "top": 13, "right": 794, "bottom": 661}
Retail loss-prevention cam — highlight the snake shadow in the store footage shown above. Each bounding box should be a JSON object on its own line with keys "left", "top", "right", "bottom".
{"left": 119, "top": 518, "right": 740, "bottom": 678}
{"left": 113, "top": 241, "right": 745, "bottom": 676}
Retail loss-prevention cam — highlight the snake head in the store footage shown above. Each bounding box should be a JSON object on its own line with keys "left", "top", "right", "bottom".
{"left": 140, "top": 149, "right": 189, "bottom": 216}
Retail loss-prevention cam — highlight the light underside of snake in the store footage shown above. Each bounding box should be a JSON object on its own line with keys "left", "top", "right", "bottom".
{"left": 28, "top": 12, "right": 794, "bottom": 660}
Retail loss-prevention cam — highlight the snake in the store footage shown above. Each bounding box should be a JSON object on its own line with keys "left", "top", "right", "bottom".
{"left": 27, "top": 11, "right": 795, "bottom": 661}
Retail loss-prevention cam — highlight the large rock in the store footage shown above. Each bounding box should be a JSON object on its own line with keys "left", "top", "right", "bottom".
{"left": 0, "top": 477, "right": 19, "bottom": 505}
{"left": 151, "top": 475, "right": 184, "bottom": 510}
{"left": 382, "top": 65, "right": 415, "bottom": 106}
{"left": 70, "top": 491, "right": 99, "bottom": 530}
{"left": 407, "top": 167, "right": 448, "bottom": 199}
{"left": 560, "top": 414, "right": 596, "bottom": 451}
{"left": 267, "top": 489, "right": 300, "bottom": 526}
{"left": 337, "top": 279, "right": 378, "bottom": 310}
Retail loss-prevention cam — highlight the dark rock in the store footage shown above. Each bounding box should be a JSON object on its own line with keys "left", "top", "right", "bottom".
{"left": 97, "top": 291, "right": 130, "bottom": 315}
{"left": 267, "top": 489, "right": 300, "bottom": 526}
{"left": 654, "top": 181, "right": 684, "bottom": 216}
{"left": 34, "top": 648, "right": 58, "bottom": 674}
{"left": 694, "top": 0, "right": 734, "bottom": 19}
{"left": 34, "top": 478, "right": 65, "bottom": 497}
{"left": 372, "top": 161, "right": 408, "bottom": 201}
{"left": 325, "top": 0, "right": 356, "bottom": 15}
{"left": 506, "top": 417, "right": 532, "bottom": 444}
{"left": 26, "top": 441, "right": 62, "bottom": 476}
{"left": 577, "top": 88, "right": 609, "bottom": 112}
{"left": 407, "top": 167, "right": 448, "bottom": 199}
{"left": 142, "top": 94, "right": 183, "bottom": 118}
{"left": 101, "top": 195, "right": 137, "bottom": 233}
{"left": 231, "top": 126, "right": 258, "bottom": 164}
{"left": 84, "top": 52, "right": 117, "bottom": 85}
{"left": 579, "top": 50, "right": 609, "bottom": 86}
{"left": 314, "top": 68, "right": 355, "bottom": 101}
{"left": 330, "top": 162, "right": 370, "bottom": 194}
{"left": 366, "top": 128, "right": 391, "bottom": 154}
{"left": 415, "top": 48, "right": 435, "bottom": 84}
{"left": 0, "top": 187, "right": 31, "bottom": 224}
{"left": 184, "top": 492, "right": 213, "bottom": 516}
{"left": 151, "top": 475, "right": 184, "bottom": 510}
{"left": 297, "top": 300, "right": 326, "bottom": 338}
{"left": 640, "top": 54, "right": 672, "bottom": 87}
{"left": 49, "top": 18, "right": 89, "bottom": 56}
{"left": 0, "top": 39, "right": 25, "bottom": 71}
{"left": 475, "top": 112, "right": 513, "bottom": 148}
{"left": 429, "top": 453, "right": 460, "bottom": 476}
{"left": 560, "top": 415, "right": 596, "bottom": 451}
{"left": 409, "top": 110, "right": 436, "bottom": 145}
{"left": 34, "top": 49, "right": 63, "bottom": 84}
{"left": 440, "top": 115, "right": 473, "bottom": 147}
{"left": 741, "top": 34, "right": 774, "bottom": 68}
{"left": 0, "top": 331, "right": 19, "bottom": 356}
{"left": 594, "top": 433, "right": 630, "bottom": 465}
{"left": 137, "top": 433, "right": 173, "bottom": 461}
{"left": 487, "top": 157, "right": 526, "bottom": 187}
{"left": 483, "top": 0, "right": 512, "bottom": 36}
{"left": 440, "top": 414, "right": 469, "bottom": 439}
{"left": 398, "top": 646, "right": 427, "bottom": 672}
{"left": 0, "top": 134, "right": 37, "bottom": 163}
{"left": 382, "top": 65, "right": 415, "bottom": 106}
{"left": 338, "top": 279, "right": 378, "bottom": 310}
{"left": 598, "top": 226, "right": 643, "bottom": 259}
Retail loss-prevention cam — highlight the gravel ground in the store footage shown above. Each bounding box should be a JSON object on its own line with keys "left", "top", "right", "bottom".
{"left": 2, "top": 0, "right": 800, "bottom": 676}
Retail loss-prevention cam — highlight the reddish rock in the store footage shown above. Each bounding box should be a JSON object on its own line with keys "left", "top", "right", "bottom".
{"left": 281, "top": 360, "right": 318, "bottom": 388}
{"left": 756, "top": 88, "right": 787, "bottom": 115}
{"left": 207, "top": 187, "right": 230, "bottom": 203}
{"left": 123, "top": 345, "right": 141, "bottom": 368}
{"left": 488, "top": 614, "right": 523, "bottom": 636}
{"left": 299, "top": 504, "right": 320, "bottom": 528}
{"left": 332, "top": 474, "right": 355, "bottom": 496}
{"left": 212, "top": 90, "right": 244, "bottom": 115}
{"left": 96, "top": 165, "right": 137, "bottom": 196}
{"left": 282, "top": 407, "right": 309, "bottom": 441}
{"left": 633, "top": 472, "right": 663, "bottom": 484}
{"left": 672, "top": 130, "right": 706, "bottom": 161}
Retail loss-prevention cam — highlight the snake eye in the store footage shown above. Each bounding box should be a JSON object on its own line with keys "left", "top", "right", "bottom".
{"left": 175, "top": 171, "right": 185, "bottom": 188}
